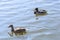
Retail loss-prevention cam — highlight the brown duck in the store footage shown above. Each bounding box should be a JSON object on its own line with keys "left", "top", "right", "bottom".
{"left": 8, "top": 25, "right": 26, "bottom": 35}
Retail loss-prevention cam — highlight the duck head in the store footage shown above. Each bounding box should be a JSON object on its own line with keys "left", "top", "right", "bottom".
{"left": 8, "top": 25, "right": 14, "bottom": 32}
{"left": 8, "top": 25, "right": 13, "bottom": 28}
{"left": 35, "top": 8, "right": 39, "bottom": 12}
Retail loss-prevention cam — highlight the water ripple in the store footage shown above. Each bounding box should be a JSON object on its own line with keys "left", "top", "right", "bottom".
{"left": 0, "top": 0, "right": 60, "bottom": 40}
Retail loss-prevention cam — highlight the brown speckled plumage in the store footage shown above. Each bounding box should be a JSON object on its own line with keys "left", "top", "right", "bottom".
{"left": 8, "top": 25, "right": 26, "bottom": 35}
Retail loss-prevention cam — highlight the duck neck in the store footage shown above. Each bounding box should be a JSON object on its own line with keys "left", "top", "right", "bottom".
{"left": 11, "top": 26, "right": 14, "bottom": 32}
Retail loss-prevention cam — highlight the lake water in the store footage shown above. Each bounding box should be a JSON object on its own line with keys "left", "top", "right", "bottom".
{"left": 0, "top": 0, "right": 60, "bottom": 40}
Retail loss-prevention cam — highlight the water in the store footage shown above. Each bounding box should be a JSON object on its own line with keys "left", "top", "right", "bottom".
{"left": 0, "top": 0, "right": 60, "bottom": 40}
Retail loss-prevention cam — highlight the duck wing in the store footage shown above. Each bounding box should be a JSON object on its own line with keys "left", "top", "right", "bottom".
{"left": 14, "top": 27, "right": 26, "bottom": 33}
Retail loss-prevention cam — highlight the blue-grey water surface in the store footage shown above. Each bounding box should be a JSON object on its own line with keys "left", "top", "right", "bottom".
{"left": 0, "top": 0, "right": 60, "bottom": 40}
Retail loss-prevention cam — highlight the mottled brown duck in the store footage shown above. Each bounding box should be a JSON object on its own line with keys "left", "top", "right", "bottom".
{"left": 8, "top": 25, "right": 26, "bottom": 35}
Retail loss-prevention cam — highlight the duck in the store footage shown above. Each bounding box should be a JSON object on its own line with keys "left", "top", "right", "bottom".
{"left": 8, "top": 25, "right": 26, "bottom": 36}
{"left": 34, "top": 8, "right": 47, "bottom": 16}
